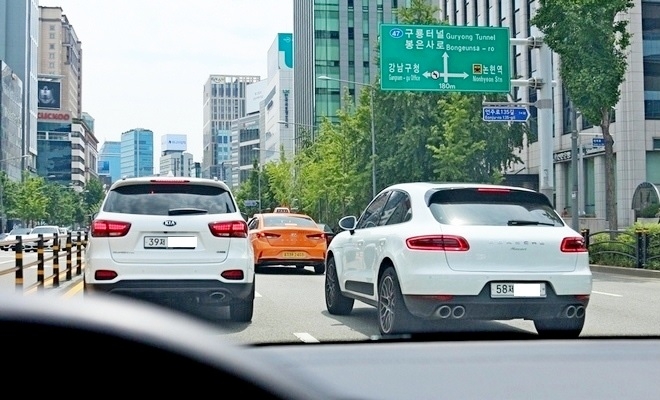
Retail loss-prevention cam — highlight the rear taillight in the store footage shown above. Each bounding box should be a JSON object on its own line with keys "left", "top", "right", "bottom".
{"left": 209, "top": 220, "right": 248, "bottom": 238}
{"left": 306, "top": 233, "right": 325, "bottom": 240}
{"left": 560, "top": 237, "right": 588, "bottom": 252}
{"left": 91, "top": 220, "right": 131, "bottom": 237}
{"left": 406, "top": 235, "right": 470, "bottom": 251}
{"left": 149, "top": 178, "right": 190, "bottom": 184}
{"left": 256, "top": 232, "right": 281, "bottom": 239}
{"left": 476, "top": 188, "right": 510, "bottom": 193}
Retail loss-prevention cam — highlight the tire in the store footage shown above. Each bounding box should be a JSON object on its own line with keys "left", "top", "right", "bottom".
{"left": 229, "top": 284, "right": 255, "bottom": 323}
{"left": 314, "top": 263, "right": 325, "bottom": 275}
{"left": 534, "top": 316, "right": 585, "bottom": 339}
{"left": 325, "top": 257, "right": 354, "bottom": 315}
{"left": 378, "top": 267, "right": 414, "bottom": 336}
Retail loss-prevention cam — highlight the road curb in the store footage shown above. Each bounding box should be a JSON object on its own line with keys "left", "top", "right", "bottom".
{"left": 590, "top": 264, "right": 660, "bottom": 278}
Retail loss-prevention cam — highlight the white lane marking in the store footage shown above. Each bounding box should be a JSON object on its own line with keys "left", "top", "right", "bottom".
{"left": 294, "top": 332, "right": 320, "bottom": 343}
{"left": 592, "top": 290, "right": 622, "bottom": 297}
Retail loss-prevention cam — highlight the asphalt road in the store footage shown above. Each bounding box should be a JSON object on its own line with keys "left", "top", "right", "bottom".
{"left": 3, "top": 255, "right": 660, "bottom": 344}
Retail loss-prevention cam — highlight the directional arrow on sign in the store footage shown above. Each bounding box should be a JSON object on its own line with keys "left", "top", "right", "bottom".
{"left": 482, "top": 107, "right": 530, "bottom": 122}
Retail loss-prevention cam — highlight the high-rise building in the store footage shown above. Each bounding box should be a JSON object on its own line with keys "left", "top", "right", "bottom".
{"left": 202, "top": 74, "right": 260, "bottom": 179}
{"left": 0, "top": 62, "right": 24, "bottom": 182}
{"left": 98, "top": 141, "right": 121, "bottom": 186}
{"left": 0, "top": 0, "right": 39, "bottom": 174}
{"left": 438, "top": 0, "right": 659, "bottom": 228}
{"left": 293, "top": 0, "right": 407, "bottom": 142}
{"left": 159, "top": 134, "right": 193, "bottom": 177}
{"left": 38, "top": 6, "right": 82, "bottom": 118}
{"left": 120, "top": 128, "right": 153, "bottom": 178}
{"left": 36, "top": 6, "right": 95, "bottom": 189}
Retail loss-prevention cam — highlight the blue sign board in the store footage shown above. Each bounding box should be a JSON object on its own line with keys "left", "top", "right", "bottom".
{"left": 592, "top": 137, "right": 605, "bottom": 147}
{"left": 482, "top": 106, "right": 529, "bottom": 122}
{"left": 244, "top": 200, "right": 259, "bottom": 207}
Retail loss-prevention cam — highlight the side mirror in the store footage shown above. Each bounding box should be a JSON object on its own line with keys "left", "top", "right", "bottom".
{"left": 241, "top": 212, "right": 249, "bottom": 222}
{"left": 338, "top": 216, "right": 357, "bottom": 233}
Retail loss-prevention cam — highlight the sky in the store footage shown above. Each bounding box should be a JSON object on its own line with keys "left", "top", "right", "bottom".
{"left": 38, "top": 0, "right": 294, "bottom": 163}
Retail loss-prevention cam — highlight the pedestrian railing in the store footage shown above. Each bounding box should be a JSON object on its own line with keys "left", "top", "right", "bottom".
{"left": 0, "top": 232, "right": 87, "bottom": 292}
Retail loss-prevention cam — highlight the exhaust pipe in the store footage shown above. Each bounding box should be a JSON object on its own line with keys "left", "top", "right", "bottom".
{"left": 565, "top": 305, "right": 577, "bottom": 318}
{"left": 575, "top": 306, "right": 585, "bottom": 318}
{"left": 436, "top": 305, "right": 452, "bottom": 318}
{"left": 451, "top": 305, "right": 466, "bottom": 319}
{"left": 208, "top": 292, "right": 227, "bottom": 303}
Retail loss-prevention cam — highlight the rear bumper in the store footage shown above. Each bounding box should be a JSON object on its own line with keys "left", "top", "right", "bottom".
{"left": 256, "top": 258, "right": 325, "bottom": 267}
{"left": 404, "top": 285, "right": 590, "bottom": 321}
{"left": 85, "top": 279, "right": 254, "bottom": 306}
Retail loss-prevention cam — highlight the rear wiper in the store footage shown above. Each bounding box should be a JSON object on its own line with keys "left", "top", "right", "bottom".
{"left": 507, "top": 220, "right": 555, "bottom": 226}
{"left": 168, "top": 208, "right": 208, "bottom": 215}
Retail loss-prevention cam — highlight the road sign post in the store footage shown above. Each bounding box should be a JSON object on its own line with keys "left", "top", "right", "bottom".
{"left": 482, "top": 107, "right": 530, "bottom": 122}
{"left": 380, "top": 24, "right": 511, "bottom": 92}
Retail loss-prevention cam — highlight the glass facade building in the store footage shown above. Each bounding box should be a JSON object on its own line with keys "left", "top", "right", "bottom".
{"left": 0, "top": 62, "right": 24, "bottom": 182}
{"left": 293, "top": 0, "right": 409, "bottom": 141}
{"left": 120, "top": 129, "right": 153, "bottom": 178}
{"left": 98, "top": 141, "right": 121, "bottom": 185}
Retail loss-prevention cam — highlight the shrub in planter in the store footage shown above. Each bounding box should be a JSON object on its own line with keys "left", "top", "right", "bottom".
{"left": 639, "top": 203, "right": 660, "bottom": 218}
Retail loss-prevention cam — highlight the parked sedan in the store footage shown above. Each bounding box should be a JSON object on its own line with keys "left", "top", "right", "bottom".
{"left": 325, "top": 182, "right": 592, "bottom": 337}
{"left": 248, "top": 212, "right": 327, "bottom": 274}
{"left": 0, "top": 227, "right": 33, "bottom": 251}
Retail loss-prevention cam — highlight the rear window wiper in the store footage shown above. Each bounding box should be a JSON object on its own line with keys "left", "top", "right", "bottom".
{"left": 168, "top": 208, "right": 208, "bottom": 215}
{"left": 507, "top": 220, "right": 556, "bottom": 226}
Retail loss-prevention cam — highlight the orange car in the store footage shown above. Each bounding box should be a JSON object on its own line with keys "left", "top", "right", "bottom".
{"left": 247, "top": 212, "right": 327, "bottom": 274}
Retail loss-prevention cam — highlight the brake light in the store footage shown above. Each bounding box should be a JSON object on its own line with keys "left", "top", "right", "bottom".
{"left": 149, "top": 178, "right": 190, "bottom": 184}
{"left": 477, "top": 188, "right": 510, "bottom": 193}
{"left": 306, "top": 233, "right": 325, "bottom": 240}
{"left": 560, "top": 237, "right": 588, "bottom": 252}
{"left": 91, "top": 220, "right": 131, "bottom": 237}
{"left": 256, "top": 232, "right": 281, "bottom": 239}
{"left": 209, "top": 220, "right": 248, "bottom": 238}
{"left": 406, "top": 235, "right": 470, "bottom": 251}
{"left": 94, "top": 270, "right": 118, "bottom": 280}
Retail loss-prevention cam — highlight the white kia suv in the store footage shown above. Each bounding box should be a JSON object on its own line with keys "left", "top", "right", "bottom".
{"left": 84, "top": 176, "right": 255, "bottom": 322}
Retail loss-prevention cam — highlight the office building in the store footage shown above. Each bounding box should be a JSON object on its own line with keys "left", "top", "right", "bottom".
{"left": 202, "top": 74, "right": 260, "bottom": 179}
{"left": 159, "top": 134, "right": 194, "bottom": 177}
{"left": 0, "top": 62, "right": 24, "bottom": 181}
{"left": 0, "top": 0, "right": 39, "bottom": 173}
{"left": 293, "top": 0, "right": 408, "bottom": 142}
{"left": 98, "top": 141, "right": 121, "bottom": 186}
{"left": 438, "top": 0, "right": 659, "bottom": 229}
{"left": 120, "top": 128, "right": 153, "bottom": 178}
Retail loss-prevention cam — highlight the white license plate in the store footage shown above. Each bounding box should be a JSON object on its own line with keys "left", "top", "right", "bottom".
{"left": 144, "top": 236, "right": 197, "bottom": 249}
{"left": 490, "top": 283, "right": 546, "bottom": 298}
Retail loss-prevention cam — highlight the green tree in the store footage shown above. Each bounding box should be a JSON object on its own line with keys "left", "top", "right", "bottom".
{"left": 14, "top": 174, "right": 49, "bottom": 227}
{"left": 531, "top": 0, "right": 634, "bottom": 231}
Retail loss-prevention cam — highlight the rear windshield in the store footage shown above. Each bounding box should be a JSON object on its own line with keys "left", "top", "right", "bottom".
{"left": 102, "top": 183, "right": 237, "bottom": 215}
{"left": 263, "top": 215, "right": 317, "bottom": 228}
{"left": 428, "top": 188, "right": 563, "bottom": 227}
{"left": 31, "top": 227, "right": 59, "bottom": 234}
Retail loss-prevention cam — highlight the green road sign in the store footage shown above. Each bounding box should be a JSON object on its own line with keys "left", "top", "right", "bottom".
{"left": 380, "top": 24, "right": 511, "bottom": 92}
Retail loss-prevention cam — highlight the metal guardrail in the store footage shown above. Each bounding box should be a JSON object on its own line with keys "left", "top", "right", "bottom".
{"left": 582, "top": 228, "right": 660, "bottom": 270}
{"left": 0, "top": 232, "right": 87, "bottom": 292}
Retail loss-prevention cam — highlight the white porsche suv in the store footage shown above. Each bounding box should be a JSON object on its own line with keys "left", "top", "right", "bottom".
{"left": 84, "top": 177, "right": 255, "bottom": 322}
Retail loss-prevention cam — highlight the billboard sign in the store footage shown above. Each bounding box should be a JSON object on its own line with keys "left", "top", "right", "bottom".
{"left": 37, "top": 110, "right": 71, "bottom": 123}
{"left": 38, "top": 80, "right": 61, "bottom": 109}
{"left": 161, "top": 134, "right": 187, "bottom": 152}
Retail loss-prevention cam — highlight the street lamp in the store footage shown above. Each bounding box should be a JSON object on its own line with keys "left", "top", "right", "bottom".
{"left": 318, "top": 75, "right": 377, "bottom": 198}
{"left": 252, "top": 148, "right": 262, "bottom": 211}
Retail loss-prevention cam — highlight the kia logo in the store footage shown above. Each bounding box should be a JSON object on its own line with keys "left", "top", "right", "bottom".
{"left": 163, "top": 220, "right": 176, "bottom": 227}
